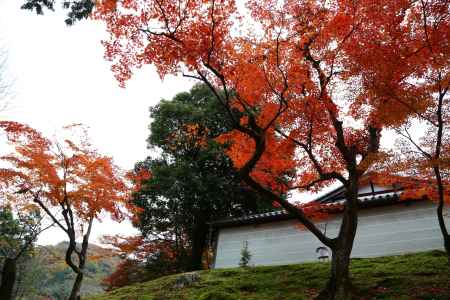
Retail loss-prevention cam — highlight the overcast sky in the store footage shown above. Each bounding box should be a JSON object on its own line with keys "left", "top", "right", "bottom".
{"left": 0, "top": 0, "right": 195, "bottom": 245}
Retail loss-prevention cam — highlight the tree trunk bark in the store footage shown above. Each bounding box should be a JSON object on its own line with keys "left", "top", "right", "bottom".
{"left": 316, "top": 214, "right": 357, "bottom": 300}
{"left": 319, "top": 247, "right": 353, "bottom": 300}
{"left": 437, "top": 197, "right": 450, "bottom": 265}
{"left": 0, "top": 257, "right": 17, "bottom": 300}
{"left": 189, "top": 221, "right": 209, "bottom": 271}
{"left": 66, "top": 216, "right": 93, "bottom": 300}
{"left": 442, "top": 233, "right": 450, "bottom": 266}
{"left": 437, "top": 202, "right": 450, "bottom": 265}
{"left": 434, "top": 167, "right": 450, "bottom": 265}
{"left": 68, "top": 271, "right": 84, "bottom": 300}
{"left": 317, "top": 177, "right": 359, "bottom": 300}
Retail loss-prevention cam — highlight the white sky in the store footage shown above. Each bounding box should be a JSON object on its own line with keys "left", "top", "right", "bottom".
{"left": 0, "top": 0, "right": 194, "bottom": 245}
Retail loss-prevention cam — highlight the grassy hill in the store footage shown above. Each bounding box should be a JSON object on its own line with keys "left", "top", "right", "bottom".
{"left": 88, "top": 250, "right": 449, "bottom": 300}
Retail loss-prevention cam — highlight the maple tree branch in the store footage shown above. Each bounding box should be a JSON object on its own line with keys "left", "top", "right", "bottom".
{"left": 231, "top": 119, "right": 334, "bottom": 247}
{"left": 434, "top": 165, "right": 450, "bottom": 239}
{"left": 181, "top": 72, "right": 203, "bottom": 81}
{"left": 289, "top": 174, "right": 339, "bottom": 191}
{"left": 435, "top": 71, "right": 446, "bottom": 159}
{"left": 149, "top": 0, "right": 187, "bottom": 42}
{"left": 207, "top": 0, "right": 216, "bottom": 66}
{"left": 140, "top": 28, "right": 183, "bottom": 44}
{"left": 275, "top": 127, "right": 347, "bottom": 185}
{"left": 395, "top": 127, "right": 431, "bottom": 159}
{"left": 328, "top": 12, "right": 361, "bottom": 78}
{"left": 302, "top": 41, "right": 356, "bottom": 168}
{"left": 77, "top": 216, "right": 94, "bottom": 271}
{"left": 242, "top": 173, "right": 333, "bottom": 247}
{"left": 420, "top": 0, "right": 433, "bottom": 53}
{"left": 31, "top": 192, "right": 68, "bottom": 234}
{"left": 392, "top": 91, "right": 438, "bottom": 126}
{"left": 140, "top": 0, "right": 188, "bottom": 46}
{"left": 261, "top": 32, "right": 289, "bottom": 131}
{"left": 358, "top": 126, "right": 382, "bottom": 172}
{"left": 193, "top": 69, "right": 248, "bottom": 135}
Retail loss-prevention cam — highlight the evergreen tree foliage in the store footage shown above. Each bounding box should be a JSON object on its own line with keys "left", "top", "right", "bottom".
{"left": 133, "top": 84, "right": 276, "bottom": 271}
{"left": 239, "top": 241, "right": 252, "bottom": 268}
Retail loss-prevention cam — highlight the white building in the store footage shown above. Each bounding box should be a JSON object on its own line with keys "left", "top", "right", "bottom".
{"left": 210, "top": 182, "right": 449, "bottom": 268}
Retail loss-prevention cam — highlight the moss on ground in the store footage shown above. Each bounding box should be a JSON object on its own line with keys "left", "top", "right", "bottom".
{"left": 88, "top": 251, "right": 450, "bottom": 300}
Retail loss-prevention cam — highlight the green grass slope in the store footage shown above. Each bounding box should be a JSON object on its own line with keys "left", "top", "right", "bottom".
{"left": 88, "top": 251, "right": 450, "bottom": 300}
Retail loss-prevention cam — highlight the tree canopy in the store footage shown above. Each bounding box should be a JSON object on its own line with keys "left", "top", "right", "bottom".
{"left": 92, "top": 0, "right": 448, "bottom": 297}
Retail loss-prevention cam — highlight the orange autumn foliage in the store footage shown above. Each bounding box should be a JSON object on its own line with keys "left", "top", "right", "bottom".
{"left": 345, "top": 0, "right": 450, "bottom": 207}
{"left": 102, "top": 259, "right": 145, "bottom": 291}
{"left": 216, "top": 128, "right": 296, "bottom": 194}
{"left": 0, "top": 121, "right": 134, "bottom": 223}
{"left": 369, "top": 171, "right": 450, "bottom": 204}
{"left": 93, "top": 0, "right": 393, "bottom": 197}
{"left": 92, "top": 1, "right": 447, "bottom": 295}
{"left": 101, "top": 234, "right": 185, "bottom": 290}
{"left": 89, "top": 0, "right": 450, "bottom": 299}
{"left": 167, "top": 123, "right": 210, "bottom": 153}
{"left": 101, "top": 234, "right": 179, "bottom": 261}
{"left": 0, "top": 121, "right": 143, "bottom": 299}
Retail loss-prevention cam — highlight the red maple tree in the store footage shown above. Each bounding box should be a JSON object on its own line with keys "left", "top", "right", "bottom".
{"left": 343, "top": 0, "right": 450, "bottom": 263}
{"left": 0, "top": 121, "right": 136, "bottom": 300}
{"left": 101, "top": 234, "right": 186, "bottom": 290}
{"left": 92, "top": 0, "right": 436, "bottom": 297}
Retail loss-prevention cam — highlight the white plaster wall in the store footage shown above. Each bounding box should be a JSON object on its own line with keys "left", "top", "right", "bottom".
{"left": 214, "top": 201, "right": 449, "bottom": 268}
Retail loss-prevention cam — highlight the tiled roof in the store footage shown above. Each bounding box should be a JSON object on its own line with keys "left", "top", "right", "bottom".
{"left": 210, "top": 190, "right": 406, "bottom": 228}
{"left": 211, "top": 210, "right": 290, "bottom": 227}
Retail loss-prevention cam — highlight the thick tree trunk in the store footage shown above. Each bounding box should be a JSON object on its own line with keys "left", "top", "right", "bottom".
{"left": 320, "top": 247, "right": 353, "bottom": 300}
{"left": 68, "top": 271, "right": 84, "bottom": 300}
{"left": 316, "top": 214, "right": 357, "bottom": 300}
{"left": 0, "top": 257, "right": 17, "bottom": 300}
{"left": 317, "top": 177, "right": 359, "bottom": 300}
{"left": 189, "top": 221, "right": 209, "bottom": 271}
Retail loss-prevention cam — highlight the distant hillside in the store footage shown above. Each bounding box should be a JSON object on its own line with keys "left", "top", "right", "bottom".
{"left": 88, "top": 251, "right": 450, "bottom": 300}
{"left": 18, "top": 242, "right": 121, "bottom": 300}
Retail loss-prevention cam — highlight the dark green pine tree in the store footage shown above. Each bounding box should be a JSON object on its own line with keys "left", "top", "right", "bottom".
{"left": 133, "top": 84, "right": 276, "bottom": 271}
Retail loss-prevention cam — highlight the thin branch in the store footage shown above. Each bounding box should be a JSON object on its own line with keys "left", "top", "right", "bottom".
{"left": 395, "top": 127, "right": 432, "bottom": 159}
{"left": 275, "top": 127, "right": 347, "bottom": 185}
{"left": 32, "top": 192, "right": 68, "bottom": 234}
{"left": 243, "top": 173, "right": 334, "bottom": 247}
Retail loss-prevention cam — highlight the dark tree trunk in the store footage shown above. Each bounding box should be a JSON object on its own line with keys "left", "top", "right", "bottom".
{"left": 66, "top": 217, "right": 93, "bottom": 300}
{"left": 0, "top": 257, "right": 17, "bottom": 300}
{"left": 318, "top": 218, "right": 357, "bottom": 299}
{"left": 434, "top": 167, "right": 450, "bottom": 265}
{"left": 437, "top": 191, "right": 450, "bottom": 266}
{"left": 442, "top": 232, "right": 450, "bottom": 266}
{"left": 317, "top": 177, "right": 359, "bottom": 300}
{"left": 68, "top": 271, "right": 84, "bottom": 300}
{"left": 320, "top": 247, "right": 352, "bottom": 300}
{"left": 189, "top": 221, "right": 209, "bottom": 271}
